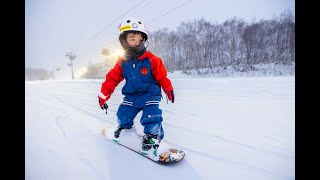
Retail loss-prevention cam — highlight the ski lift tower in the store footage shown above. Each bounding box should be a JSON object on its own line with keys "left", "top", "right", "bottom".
{"left": 65, "top": 52, "right": 77, "bottom": 79}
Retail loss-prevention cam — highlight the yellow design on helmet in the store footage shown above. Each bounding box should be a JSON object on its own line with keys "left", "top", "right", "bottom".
{"left": 119, "top": 25, "right": 133, "bottom": 33}
{"left": 118, "top": 17, "right": 148, "bottom": 40}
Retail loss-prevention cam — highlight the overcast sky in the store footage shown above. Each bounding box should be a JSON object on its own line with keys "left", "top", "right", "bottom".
{"left": 25, "top": 0, "right": 294, "bottom": 79}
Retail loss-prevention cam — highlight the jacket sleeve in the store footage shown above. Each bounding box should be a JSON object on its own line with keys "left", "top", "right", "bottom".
{"left": 150, "top": 56, "right": 173, "bottom": 92}
{"left": 100, "top": 59, "right": 124, "bottom": 98}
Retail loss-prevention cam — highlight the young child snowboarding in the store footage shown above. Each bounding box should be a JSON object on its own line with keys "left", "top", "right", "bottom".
{"left": 98, "top": 17, "right": 174, "bottom": 156}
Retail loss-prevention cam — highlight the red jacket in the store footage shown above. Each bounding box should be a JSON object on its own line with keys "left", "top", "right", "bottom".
{"left": 100, "top": 51, "right": 173, "bottom": 101}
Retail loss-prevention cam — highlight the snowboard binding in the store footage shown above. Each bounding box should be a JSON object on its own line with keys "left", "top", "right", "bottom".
{"left": 140, "top": 134, "right": 161, "bottom": 157}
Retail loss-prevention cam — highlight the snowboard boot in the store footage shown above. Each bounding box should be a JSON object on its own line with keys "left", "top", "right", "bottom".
{"left": 113, "top": 125, "right": 136, "bottom": 142}
{"left": 140, "top": 134, "right": 161, "bottom": 157}
{"left": 113, "top": 126, "right": 124, "bottom": 143}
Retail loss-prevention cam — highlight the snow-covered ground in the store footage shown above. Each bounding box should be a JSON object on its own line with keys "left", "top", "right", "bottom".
{"left": 25, "top": 73, "right": 295, "bottom": 180}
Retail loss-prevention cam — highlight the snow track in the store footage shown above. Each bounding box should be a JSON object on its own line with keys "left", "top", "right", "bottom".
{"left": 26, "top": 76, "right": 294, "bottom": 180}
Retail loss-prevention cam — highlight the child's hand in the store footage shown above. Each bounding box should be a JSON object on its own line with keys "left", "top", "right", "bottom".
{"left": 98, "top": 98, "right": 109, "bottom": 114}
{"left": 165, "top": 90, "right": 175, "bottom": 103}
{"left": 98, "top": 93, "right": 110, "bottom": 112}
{"left": 99, "top": 98, "right": 108, "bottom": 109}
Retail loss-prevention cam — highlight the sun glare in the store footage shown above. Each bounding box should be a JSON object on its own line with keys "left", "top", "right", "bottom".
{"left": 113, "top": 49, "right": 124, "bottom": 57}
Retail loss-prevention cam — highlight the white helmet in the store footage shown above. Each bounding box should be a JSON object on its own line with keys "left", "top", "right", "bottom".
{"left": 118, "top": 17, "right": 148, "bottom": 40}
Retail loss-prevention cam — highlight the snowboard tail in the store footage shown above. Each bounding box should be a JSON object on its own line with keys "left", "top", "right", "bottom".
{"left": 101, "top": 127, "right": 185, "bottom": 165}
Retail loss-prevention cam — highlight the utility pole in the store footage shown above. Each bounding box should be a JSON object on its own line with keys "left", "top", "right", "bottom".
{"left": 65, "top": 52, "right": 77, "bottom": 79}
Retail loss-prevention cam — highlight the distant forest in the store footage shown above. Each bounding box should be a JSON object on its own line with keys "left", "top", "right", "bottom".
{"left": 28, "top": 10, "right": 294, "bottom": 80}
{"left": 148, "top": 10, "right": 294, "bottom": 75}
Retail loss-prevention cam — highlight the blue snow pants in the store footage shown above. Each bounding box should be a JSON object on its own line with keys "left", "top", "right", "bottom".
{"left": 116, "top": 104, "right": 164, "bottom": 140}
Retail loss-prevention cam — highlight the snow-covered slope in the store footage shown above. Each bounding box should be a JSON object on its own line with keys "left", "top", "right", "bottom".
{"left": 25, "top": 74, "right": 295, "bottom": 180}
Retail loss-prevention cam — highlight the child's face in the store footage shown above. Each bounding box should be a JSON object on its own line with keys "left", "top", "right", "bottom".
{"left": 125, "top": 32, "right": 143, "bottom": 48}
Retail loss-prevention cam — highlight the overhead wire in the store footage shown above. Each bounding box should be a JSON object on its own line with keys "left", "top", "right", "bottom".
{"left": 70, "top": 0, "right": 147, "bottom": 57}
{"left": 72, "top": 0, "right": 193, "bottom": 64}
{"left": 126, "top": 0, "right": 156, "bottom": 18}
{"left": 99, "top": 0, "right": 194, "bottom": 53}
{"left": 101, "top": 0, "right": 156, "bottom": 49}
{"left": 147, "top": 0, "right": 193, "bottom": 24}
{"left": 88, "top": 0, "right": 147, "bottom": 41}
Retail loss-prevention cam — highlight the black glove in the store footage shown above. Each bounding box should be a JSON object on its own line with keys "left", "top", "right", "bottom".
{"left": 165, "top": 90, "right": 175, "bottom": 103}
{"left": 99, "top": 99, "right": 109, "bottom": 114}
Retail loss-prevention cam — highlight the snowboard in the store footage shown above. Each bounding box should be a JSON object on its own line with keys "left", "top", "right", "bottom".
{"left": 101, "top": 126, "right": 185, "bottom": 165}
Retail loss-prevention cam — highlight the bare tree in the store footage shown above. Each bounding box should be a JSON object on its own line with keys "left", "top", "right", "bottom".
{"left": 147, "top": 10, "right": 294, "bottom": 76}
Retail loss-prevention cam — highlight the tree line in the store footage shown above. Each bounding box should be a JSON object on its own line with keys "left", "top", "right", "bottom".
{"left": 147, "top": 11, "right": 295, "bottom": 75}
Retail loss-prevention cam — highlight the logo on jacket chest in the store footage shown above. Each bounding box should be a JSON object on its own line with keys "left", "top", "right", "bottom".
{"left": 140, "top": 67, "right": 149, "bottom": 76}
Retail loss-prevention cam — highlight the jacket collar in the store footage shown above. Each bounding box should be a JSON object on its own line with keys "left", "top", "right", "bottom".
{"left": 118, "top": 51, "right": 152, "bottom": 61}
{"left": 138, "top": 51, "right": 152, "bottom": 60}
